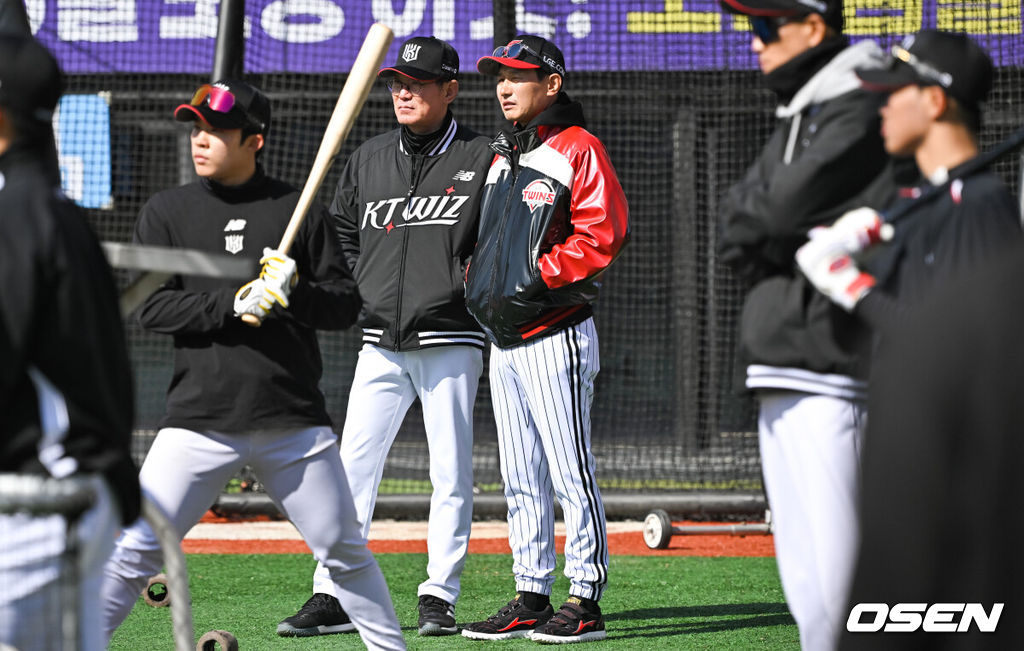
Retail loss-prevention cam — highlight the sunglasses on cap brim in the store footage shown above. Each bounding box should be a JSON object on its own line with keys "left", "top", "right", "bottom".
{"left": 886, "top": 45, "right": 953, "bottom": 88}
{"left": 749, "top": 15, "right": 807, "bottom": 44}
{"left": 491, "top": 40, "right": 565, "bottom": 76}
{"left": 191, "top": 84, "right": 237, "bottom": 113}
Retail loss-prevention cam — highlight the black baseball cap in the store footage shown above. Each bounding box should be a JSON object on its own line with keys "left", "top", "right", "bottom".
{"left": 856, "top": 30, "right": 993, "bottom": 111}
{"left": 0, "top": 33, "right": 63, "bottom": 123}
{"left": 174, "top": 79, "right": 271, "bottom": 135}
{"left": 478, "top": 35, "right": 567, "bottom": 77}
{"left": 379, "top": 37, "right": 459, "bottom": 82}
{"left": 720, "top": 0, "right": 844, "bottom": 32}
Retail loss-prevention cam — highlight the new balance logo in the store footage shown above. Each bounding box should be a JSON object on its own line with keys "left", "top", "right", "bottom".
{"left": 223, "top": 219, "right": 247, "bottom": 232}
{"left": 402, "top": 43, "right": 421, "bottom": 62}
{"left": 452, "top": 170, "right": 476, "bottom": 182}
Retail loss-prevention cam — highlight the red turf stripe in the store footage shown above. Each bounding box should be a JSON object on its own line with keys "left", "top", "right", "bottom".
{"left": 182, "top": 532, "right": 774, "bottom": 557}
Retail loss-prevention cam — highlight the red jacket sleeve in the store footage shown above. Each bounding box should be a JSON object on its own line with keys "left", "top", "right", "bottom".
{"left": 539, "top": 130, "right": 629, "bottom": 289}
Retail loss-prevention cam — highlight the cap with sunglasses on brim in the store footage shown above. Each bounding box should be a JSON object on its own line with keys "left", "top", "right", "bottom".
{"left": 855, "top": 30, "right": 993, "bottom": 112}
{"left": 0, "top": 32, "right": 63, "bottom": 124}
{"left": 477, "top": 35, "right": 567, "bottom": 77}
{"left": 174, "top": 79, "right": 271, "bottom": 135}
{"left": 719, "top": 0, "right": 844, "bottom": 32}
{"left": 379, "top": 36, "right": 459, "bottom": 82}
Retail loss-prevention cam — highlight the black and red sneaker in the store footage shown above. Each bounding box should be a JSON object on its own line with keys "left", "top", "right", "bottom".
{"left": 529, "top": 597, "right": 607, "bottom": 644}
{"left": 461, "top": 594, "right": 553, "bottom": 640}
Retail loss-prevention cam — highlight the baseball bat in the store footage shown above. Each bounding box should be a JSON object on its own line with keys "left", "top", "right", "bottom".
{"left": 883, "top": 123, "right": 1024, "bottom": 227}
{"left": 242, "top": 22, "right": 394, "bottom": 326}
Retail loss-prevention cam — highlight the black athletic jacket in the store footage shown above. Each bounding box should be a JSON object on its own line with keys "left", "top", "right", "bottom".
{"left": 718, "top": 41, "right": 895, "bottom": 398}
{"left": 135, "top": 166, "right": 360, "bottom": 433}
{"left": 465, "top": 94, "right": 630, "bottom": 348}
{"left": 0, "top": 141, "right": 140, "bottom": 524}
{"left": 858, "top": 167, "right": 1023, "bottom": 333}
{"left": 331, "top": 116, "right": 491, "bottom": 351}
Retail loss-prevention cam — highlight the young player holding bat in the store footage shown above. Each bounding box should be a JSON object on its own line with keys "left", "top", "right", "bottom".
{"left": 715, "top": 0, "right": 896, "bottom": 647}
{"left": 794, "top": 32, "right": 1024, "bottom": 648}
{"left": 98, "top": 79, "right": 405, "bottom": 650}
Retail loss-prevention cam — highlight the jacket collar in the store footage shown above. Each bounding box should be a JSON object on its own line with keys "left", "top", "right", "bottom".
{"left": 492, "top": 92, "right": 586, "bottom": 160}
{"left": 398, "top": 113, "right": 458, "bottom": 157}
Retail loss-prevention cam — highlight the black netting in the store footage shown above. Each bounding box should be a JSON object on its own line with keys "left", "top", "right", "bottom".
{"left": 30, "top": 1, "right": 1024, "bottom": 496}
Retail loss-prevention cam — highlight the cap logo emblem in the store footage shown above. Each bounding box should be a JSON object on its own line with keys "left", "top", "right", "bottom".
{"left": 402, "top": 44, "right": 421, "bottom": 63}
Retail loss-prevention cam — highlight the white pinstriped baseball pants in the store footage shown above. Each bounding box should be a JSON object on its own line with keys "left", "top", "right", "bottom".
{"left": 488, "top": 318, "right": 609, "bottom": 601}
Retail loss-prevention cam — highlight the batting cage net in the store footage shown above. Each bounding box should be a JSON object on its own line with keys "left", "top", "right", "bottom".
{"left": 26, "top": 0, "right": 1024, "bottom": 501}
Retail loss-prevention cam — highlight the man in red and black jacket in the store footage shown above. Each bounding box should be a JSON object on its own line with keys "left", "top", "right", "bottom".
{"left": 463, "top": 35, "right": 629, "bottom": 644}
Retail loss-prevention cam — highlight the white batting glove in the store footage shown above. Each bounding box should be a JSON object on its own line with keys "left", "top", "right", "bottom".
{"left": 796, "top": 236, "right": 876, "bottom": 312}
{"left": 808, "top": 207, "right": 894, "bottom": 254}
{"left": 259, "top": 248, "right": 298, "bottom": 310}
{"left": 233, "top": 278, "right": 270, "bottom": 319}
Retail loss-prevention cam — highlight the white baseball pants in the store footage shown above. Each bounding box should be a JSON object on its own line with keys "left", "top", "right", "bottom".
{"left": 0, "top": 476, "right": 117, "bottom": 651}
{"left": 488, "top": 318, "right": 608, "bottom": 601}
{"left": 313, "top": 344, "right": 481, "bottom": 605}
{"left": 100, "top": 426, "right": 405, "bottom": 651}
{"left": 758, "top": 391, "right": 865, "bottom": 651}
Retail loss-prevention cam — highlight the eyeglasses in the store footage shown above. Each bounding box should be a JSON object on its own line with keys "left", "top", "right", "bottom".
{"left": 190, "top": 84, "right": 236, "bottom": 113}
{"left": 386, "top": 78, "right": 438, "bottom": 96}
{"left": 889, "top": 45, "right": 953, "bottom": 88}
{"left": 749, "top": 15, "right": 804, "bottom": 44}
{"left": 492, "top": 40, "right": 566, "bottom": 76}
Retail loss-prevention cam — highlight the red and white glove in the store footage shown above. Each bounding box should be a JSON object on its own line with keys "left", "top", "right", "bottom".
{"left": 796, "top": 236, "right": 876, "bottom": 312}
{"left": 806, "top": 207, "right": 894, "bottom": 254}
{"left": 259, "top": 248, "right": 298, "bottom": 309}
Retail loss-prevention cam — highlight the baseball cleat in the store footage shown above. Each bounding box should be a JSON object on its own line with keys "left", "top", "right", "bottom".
{"left": 529, "top": 597, "right": 607, "bottom": 644}
{"left": 276, "top": 593, "right": 356, "bottom": 637}
{"left": 462, "top": 594, "right": 554, "bottom": 640}
{"left": 418, "top": 594, "right": 458, "bottom": 635}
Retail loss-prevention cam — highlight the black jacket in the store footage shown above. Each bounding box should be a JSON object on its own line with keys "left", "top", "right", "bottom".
{"left": 0, "top": 141, "right": 140, "bottom": 524}
{"left": 718, "top": 41, "right": 895, "bottom": 394}
{"left": 331, "top": 117, "right": 491, "bottom": 351}
{"left": 465, "top": 94, "right": 630, "bottom": 348}
{"left": 858, "top": 167, "right": 1023, "bottom": 333}
{"left": 135, "top": 167, "right": 360, "bottom": 433}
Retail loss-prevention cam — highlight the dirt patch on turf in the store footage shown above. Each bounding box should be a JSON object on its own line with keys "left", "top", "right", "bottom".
{"left": 184, "top": 516, "right": 774, "bottom": 556}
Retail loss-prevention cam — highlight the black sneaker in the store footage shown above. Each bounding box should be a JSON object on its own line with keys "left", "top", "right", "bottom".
{"left": 462, "top": 594, "right": 554, "bottom": 640}
{"left": 418, "top": 594, "right": 458, "bottom": 636}
{"left": 529, "top": 597, "right": 606, "bottom": 644}
{"left": 276, "top": 593, "right": 357, "bottom": 637}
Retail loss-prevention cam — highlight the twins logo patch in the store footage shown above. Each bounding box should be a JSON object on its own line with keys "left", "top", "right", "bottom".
{"left": 402, "top": 43, "right": 421, "bottom": 62}
{"left": 225, "top": 234, "right": 243, "bottom": 254}
{"left": 522, "top": 179, "right": 556, "bottom": 211}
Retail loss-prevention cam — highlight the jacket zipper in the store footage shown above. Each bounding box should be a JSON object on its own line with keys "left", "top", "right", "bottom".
{"left": 394, "top": 153, "right": 424, "bottom": 350}
{"left": 485, "top": 145, "right": 520, "bottom": 326}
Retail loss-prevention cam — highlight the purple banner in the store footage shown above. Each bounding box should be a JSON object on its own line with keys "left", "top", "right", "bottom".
{"left": 24, "top": 0, "right": 1024, "bottom": 74}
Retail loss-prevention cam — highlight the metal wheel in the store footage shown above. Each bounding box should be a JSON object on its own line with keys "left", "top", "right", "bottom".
{"left": 642, "top": 509, "right": 673, "bottom": 549}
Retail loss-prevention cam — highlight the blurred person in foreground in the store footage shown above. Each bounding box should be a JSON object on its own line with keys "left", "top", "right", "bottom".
{"left": 716, "top": 0, "right": 895, "bottom": 647}
{"left": 794, "top": 28, "right": 1023, "bottom": 649}
{"left": 0, "top": 33, "right": 140, "bottom": 651}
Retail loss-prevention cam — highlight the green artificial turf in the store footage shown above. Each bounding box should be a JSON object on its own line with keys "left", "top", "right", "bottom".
{"left": 110, "top": 554, "right": 797, "bottom": 649}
